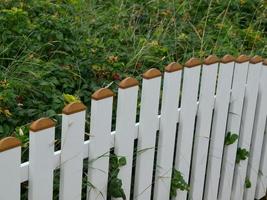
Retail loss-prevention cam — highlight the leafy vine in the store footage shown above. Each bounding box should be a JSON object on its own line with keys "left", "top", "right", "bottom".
{"left": 225, "top": 132, "right": 238, "bottom": 146}
{"left": 245, "top": 177, "right": 251, "bottom": 188}
{"left": 108, "top": 153, "right": 127, "bottom": 200}
{"left": 170, "top": 168, "right": 189, "bottom": 198}
{"left": 236, "top": 148, "right": 249, "bottom": 164}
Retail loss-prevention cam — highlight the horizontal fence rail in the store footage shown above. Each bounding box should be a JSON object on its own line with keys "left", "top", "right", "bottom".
{"left": 0, "top": 55, "right": 267, "bottom": 200}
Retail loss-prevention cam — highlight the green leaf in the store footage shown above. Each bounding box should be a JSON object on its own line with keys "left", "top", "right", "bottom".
{"left": 236, "top": 148, "right": 249, "bottom": 163}
{"left": 170, "top": 168, "right": 189, "bottom": 198}
{"left": 63, "top": 93, "right": 80, "bottom": 104}
{"left": 245, "top": 178, "right": 251, "bottom": 188}
{"left": 0, "top": 125, "right": 4, "bottom": 133}
{"left": 118, "top": 157, "right": 127, "bottom": 167}
{"left": 108, "top": 153, "right": 126, "bottom": 199}
{"left": 225, "top": 132, "right": 238, "bottom": 145}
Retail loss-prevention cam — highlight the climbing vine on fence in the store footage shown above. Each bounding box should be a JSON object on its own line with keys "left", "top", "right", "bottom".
{"left": 236, "top": 148, "right": 249, "bottom": 164}
{"left": 108, "top": 153, "right": 127, "bottom": 200}
{"left": 170, "top": 168, "right": 190, "bottom": 198}
{"left": 245, "top": 177, "right": 252, "bottom": 189}
{"left": 225, "top": 132, "right": 238, "bottom": 146}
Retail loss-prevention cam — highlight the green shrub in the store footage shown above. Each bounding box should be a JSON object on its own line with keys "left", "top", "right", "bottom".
{"left": 0, "top": 0, "right": 266, "bottom": 159}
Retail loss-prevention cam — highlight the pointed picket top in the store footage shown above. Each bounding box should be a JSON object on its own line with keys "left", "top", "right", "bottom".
{"left": 204, "top": 55, "right": 219, "bottom": 65}
{"left": 235, "top": 55, "right": 250, "bottom": 63}
{"left": 30, "top": 118, "right": 55, "bottom": 132}
{"left": 142, "top": 68, "right": 162, "bottom": 79}
{"left": 263, "top": 59, "right": 267, "bottom": 66}
{"left": 221, "top": 54, "right": 235, "bottom": 63}
{"left": 250, "top": 55, "right": 263, "bottom": 64}
{"left": 185, "top": 57, "right": 202, "bottom": 68}
{"left": 63, "top": 102, "right": 86, "bottom": 115}
{"left": 119, "top": 77, "right": 139, "bottom": 89}
{"left": 0, "top": 137, "right": 21, "bottom": 152}
{"left": 165, "top": 62, "right": 183, "bottom": 72}
{"left": 91, "top": 88, "right": 114, "bottom": 100}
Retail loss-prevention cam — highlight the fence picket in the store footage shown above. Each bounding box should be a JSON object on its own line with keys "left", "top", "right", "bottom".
{"left": 217, "top": 56, "right": 250, "bottom": 200}
{"left": 153, "top": 63, "right": 182, "bottom": 200}
{"left": 113, "top": 77, "right": 139, "bottom": 200}
{"left": 255, "top": 62, "right": 267, "bottom": 199}
{"left": 256, "top": 120, "right": 267, "bottom": 199}
{"left": 205, "top": 55, "right": 249, "bottom": 200}
{"left": 205, "top": 56, "right": 235, "bottom": 200}
{"left": 28, "top": 118, "right": 55, "bottom": 200}
{"left": 134, "top": 69, "right": 161, "bottom": 200}
{"left": 87, "top": 88, "right": 114, "bottom": 200}
{"left": 244, "top": 57, "right": 266, "bottom": 200}
{"left": 0, "top": 137, "right": 21, "bottom": 200}
{"left": 231, "top": 56, "right": 261, "bottom": 200}
{"left": 189, "top": 55, "right": 219, "bottom": 200}
{"left": 216, "top": 57, "right": 246, "bottom": 200}
{"left": 59, "top": 102, "right": 86, "bottom": 200}
{"left": 174, "top": 58, "right": 201, "bottom": 200}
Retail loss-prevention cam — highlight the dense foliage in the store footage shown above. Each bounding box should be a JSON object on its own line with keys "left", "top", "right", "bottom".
{"left": 0, "top": 0, "right": 266, "bottom": 148}
{"left": 0, "top": 0, "right": 266, "bottom": 199}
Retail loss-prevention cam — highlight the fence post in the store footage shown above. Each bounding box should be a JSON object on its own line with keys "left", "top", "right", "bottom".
{"left": 134, "top": 68, "right": 161, "bottom": 200}
{"left": 231, "top": 55, "right": 261, "bottom": 200}
{"left": 59, "top": 102, "right": 86, "bottom": 200}
{"left": 87, "top": 88, "right": 114, "bottom": 200}
{"left": 174, "top": 58, "right": 201, "bottom": 200}
{"left": 113, "top": 77, "right": 139, "bottom": 200}
{"left": 28, "top": 118, "right": 55, "bottom": 200}
{"left": 0, "top": 137, "right": 21, "bottom": 200}
{"left": 189, "top": 55, "right": 219, "bottom": 200}
{"left": 153, "top": 63, "right": 182, "bottom": 200}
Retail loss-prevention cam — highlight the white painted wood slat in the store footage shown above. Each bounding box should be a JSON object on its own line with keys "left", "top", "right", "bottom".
{"left": 134, "top": 69, "right": 161, "bottom": 200}
{"left": 87, "top": 89, "right": 113, "bottom": 200}
{"left": 245, "top": 62, "right": 267, "bottom": 200}
{"left": 28, "top": 118, "right": 55, "bottom": 200}
{"left": 218, "top": 60, "right": 248, "bottom": 200}
{"left": 231, "top": 61, "right": 261, "bottom": 200}
{"left": 113, "top": 78, "right": 139, "bottom": 200}
{"left": 256, "top": 122, "right": 267, "bottom": 199}
{"left": 59, "top": 103, "right": 86, "bottom": 200}
{"left": 189, "top": 59, "right": 219, "bottom": 200}
{"left": 153, "top": 63, "right": 182, "bottom": 200}
{"left": 205, "top": 59, "right": 249, "bottom": 200}
{"left": 174, "top": 59, "right": 201, "bottom": 200}
{"left": 0, "top": 138, "right": 21, "bottom": 200}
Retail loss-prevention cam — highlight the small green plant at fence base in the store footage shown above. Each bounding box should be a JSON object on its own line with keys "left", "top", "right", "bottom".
{"left": 225, "top": 132, "right": 238, "bottom": 146}
{"left": 245, "top": 178, "right": 251, "bottom": 189}
{"left": 108, "top": 153, "right": 127, "bottom": 200}
{"left": 236, "top": 148, "right": 249, "bottom": 164}
{"left": 170, "top": 168, "right": 189, "bottom": 198}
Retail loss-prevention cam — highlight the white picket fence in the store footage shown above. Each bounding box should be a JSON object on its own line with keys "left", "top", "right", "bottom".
{"left": 0, "top": 55, "right": 267, "bottom": 200}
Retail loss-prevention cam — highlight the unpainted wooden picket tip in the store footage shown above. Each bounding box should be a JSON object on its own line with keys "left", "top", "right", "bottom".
{"left": 91, "top": 88, "right": 114, "bottom": 100}
{"left": 250, "top": 55, "right": 263, "bottom": 64}
{"left": 185, "top": 57, "right": 202, "bottom": 68}
{"left": 165, "top": 62, "right": 183, "bottom": 72}
{"left": 30, "top": 118, "right": 55, "bottom": 132}
{"left": 0, "top": 137, "right": 21, "bottom": 152}
{"left": 119, "top": 77, "right": 139, "bottom": 89}
{"left": 263, "top": 59, "right": 267, "bottom": 66}
{"left": 221, "top": 54, "right": 235, "bottom": 63}
{"left": 204, "top": 55, "right": 219, "bottom": 65}
{"left": 142, "top": 68, "right": 162, "bottom": 79}
{"left": 63, "top": 102, "right": 86, "bottom": 115}
{"left": 235, "top": 55, "right": 250, "bottom": 63}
